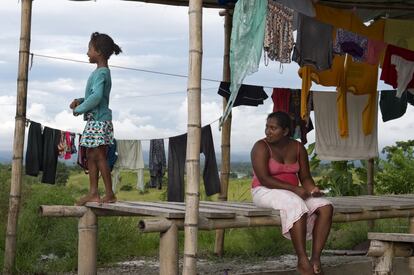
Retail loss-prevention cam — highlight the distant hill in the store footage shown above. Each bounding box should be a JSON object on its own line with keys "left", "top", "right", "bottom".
{"left": 0, "top": 151, "right": 12, "bottom": 164}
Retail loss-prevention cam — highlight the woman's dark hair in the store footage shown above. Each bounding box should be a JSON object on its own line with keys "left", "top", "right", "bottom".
{"left": 90, "top": 32, "right": 122, "bottom": 59}
{"left": 267, "top": 111, "right": 292, "bottom": 136}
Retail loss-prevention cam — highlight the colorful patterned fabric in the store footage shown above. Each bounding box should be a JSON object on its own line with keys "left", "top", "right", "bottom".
{"left": 80, "top": 119, "right": 114, "bottom": 148}
{"left": 264, "top": 1, "right": 294, "bottom": 64}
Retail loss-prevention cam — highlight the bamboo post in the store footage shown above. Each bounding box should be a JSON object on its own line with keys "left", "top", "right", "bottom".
{"left": 215, "top": 9, "right": 232, "bottom": 257}
{"left": 409, "top": 217, "right": 414, "bottom": 275}
{"left": 367, "top": 158, "right": 375, "bottom": 230}
{"left": 78, "top": 209, "right": 98, "bottom": 275}
{"left": 159, "top": 223, "right": 179, "bottom": 275}
{"left": 183, "top": 0, "right": 203, "bottom": 274}
{"left": 3, "top": 0, "right": 33, "bottom": 274}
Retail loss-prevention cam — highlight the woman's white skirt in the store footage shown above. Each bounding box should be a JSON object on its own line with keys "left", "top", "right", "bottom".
{"left": 252, "top": 186, "right": 332, "bottom": 240}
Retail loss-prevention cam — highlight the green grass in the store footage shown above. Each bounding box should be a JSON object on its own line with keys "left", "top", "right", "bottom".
{"left": 0, "top": 168, "right": 410, "bottom": 273}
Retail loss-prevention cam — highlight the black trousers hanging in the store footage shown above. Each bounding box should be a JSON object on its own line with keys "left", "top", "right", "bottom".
{"left": 167, "top": 125, "right": 221, "bottom": 202}
{"left": 25, "top": 122, "right": 43, "bottom": 176}
{"left": 41, "top": 127, "right": 61, "bottom": 184}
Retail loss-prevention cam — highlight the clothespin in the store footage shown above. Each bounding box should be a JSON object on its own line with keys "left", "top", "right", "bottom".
{"left": 25, "top": 118, "right": 30, "bottom": 127}
{"left": 29, "top": 53, "right": 34, "bottom": 70}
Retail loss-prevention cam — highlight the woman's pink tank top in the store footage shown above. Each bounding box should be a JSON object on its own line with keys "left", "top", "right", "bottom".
{"left": 251, "top": 140, "right": 300, "bottom": 188}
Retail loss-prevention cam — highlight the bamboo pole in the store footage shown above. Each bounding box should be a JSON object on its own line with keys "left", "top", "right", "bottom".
{"left": 409, "top": 217, "right": 414, "bottom": 274}
{"left": 3, "top": 1, "right": 33, "bottom": 274}
{"left": 78, "top": 209, "right": 98, "bottom": 275}
{"left": 159, "top": 223, "right": 179, "bottom": 275}
{"left": 138, "top": 209, "right": 414, "bottom": 233}
{"left": 367, "top": 158, "right": 375, "bottom": 230}
{"left": 183, "top": 0, "right": 203, "bottom": 274}
{"left": 215, "top": 9, "right": 232, "bottom": 257}
{"left": 39, "top": 205, "right": 88, "bottom": 217}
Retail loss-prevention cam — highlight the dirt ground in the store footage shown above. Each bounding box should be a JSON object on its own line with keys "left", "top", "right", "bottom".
{"left": 65, "top": 254, "right": 370, "bottom": 275}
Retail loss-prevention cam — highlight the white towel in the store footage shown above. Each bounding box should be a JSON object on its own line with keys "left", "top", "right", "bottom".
{"left": 313, "top": 91, "right": 379, "bottom": 160}
{"left": 112, "top": 140, "right": 145, "bottom": 192}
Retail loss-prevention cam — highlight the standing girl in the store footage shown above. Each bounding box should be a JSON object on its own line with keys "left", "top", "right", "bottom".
{"left": 70, "top": 32, "right": 122, "bottom": 205}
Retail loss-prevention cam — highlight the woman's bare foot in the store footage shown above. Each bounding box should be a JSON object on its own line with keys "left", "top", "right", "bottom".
{"left": 100, "top": 195, "right": 117, "bottom": 204}
{"left": 297, "top": 257, "right": 315, "bottom": 275}
{"left": 75, "top": 194, "right": 100, "bottom": 206}
{"left": 310, "top": 258, "right": 323, "bottom": 274}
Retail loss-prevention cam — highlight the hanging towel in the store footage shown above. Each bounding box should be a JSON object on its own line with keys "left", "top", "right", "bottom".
{"left": 112, "top": 140, "right": 144, "bottom": 192}
{"left": 218, "top": 82, "right": 268, "bottom": 107}
{"left": 221, "top": 0, "right": 267, "bottom": 124}
{"left": 272, "top": 88, "right": 290, "bottom": 112}
{"left": 25, "top": 122, "right": 43, "bottom": 176}
{"left": 167, "top": 125, "right": 221, "bottom": 202}
{"left": 313, "top": 92, "right": 378, "bottom": 161}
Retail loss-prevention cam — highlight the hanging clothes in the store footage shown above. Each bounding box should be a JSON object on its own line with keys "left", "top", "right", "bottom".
{"left": 298, "top": 55, "right": 346, "bottom": 119}
{"left": 149, "top": 139, "right": 166, "bottom": 189}
{"left": 217, "top": 82, "right": 268, "bottom": 107}
{"left": 264, "top": 0, "right": 294, "bottom": 64}
{"left": 221, "top": 0, "right": 267, "bottom": 124}
{"left": 380, "top": 44, "right": 414, "bottom": 98}
{"left": 366, "top": 39, "right": 387, "bottom": 66}
{"left": 77, "top": 135, "right": 88, "bottom": 173}
{"left": 107, "top": 139, "right": 118, "bottom": 172}
{"left": 313, "top": 92, "right": 378, "bottom": 161}
{"left": 379, "top": 90, "right": 408, "bottom": 122}
{"left": 333, "top": 28, "right": 368, "bottom": 62}
{"left": 292, "top": 14, "right": 333, "bottom": 71}
{"left": 273, "top": 0, "right": 315, "bottom": 17}
{"left": 337, "top": 54, "right": 379, "bottom": 137}
{"left": 271, "top": 88, "right": 313, "bottom": 144}
{"left": 25, "top": 121, "right": 43, "bottom": 177}
{"left": 292, "top": 13, "right": 333, "bottom": 71}
{"left": 41, "top": 127, "right": 61, "bottom": 184}
{"left": 314, "top": 4, "right": 385, "bottom": 41}
{"left": 384, "top": 19, "right": 414, "bottom": 51}
{"left": 112, "top": 140, "right": 145, "bottom": 192}
{"left": 167, "top": 125, "right": 221, "bottom": 202}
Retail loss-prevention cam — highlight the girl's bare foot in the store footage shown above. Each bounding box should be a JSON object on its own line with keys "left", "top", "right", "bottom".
{"left": 100, "top": 195, "right": 117, "bottom": 204}
{"left": 297, "top": 257, "right": 315, "bottom": 275}
{"left": 75, "top": 194, "right": 100, "bottom": 206}
{"left": 310, "top": 258, "right": 323, "bottom": 275}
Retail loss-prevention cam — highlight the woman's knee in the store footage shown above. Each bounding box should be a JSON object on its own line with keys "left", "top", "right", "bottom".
{"left": 316, "top": 204, "right": 333, "bottom": 218}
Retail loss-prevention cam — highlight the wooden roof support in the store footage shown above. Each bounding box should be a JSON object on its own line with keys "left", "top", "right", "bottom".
{"left": 183, "top": 0, "right": 203, "bottom": 274}
{"left": 3, "top": 1, "right": 33, "bottom": 274}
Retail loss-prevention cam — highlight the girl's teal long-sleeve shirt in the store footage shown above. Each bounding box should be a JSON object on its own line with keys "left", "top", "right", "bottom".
{"left": 74, "top": 67, "right": 112, "bottom": 121}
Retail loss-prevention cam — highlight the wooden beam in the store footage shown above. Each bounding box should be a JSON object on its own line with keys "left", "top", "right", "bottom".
{"left": 3, "top": 1, "right": 33, "bottom": 274}
{"left": 318, "top": 0, "right": 414, "bottom": 10}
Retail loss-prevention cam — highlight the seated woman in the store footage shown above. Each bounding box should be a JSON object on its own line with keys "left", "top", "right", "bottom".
{"left": 251, "top": 111, "right": 333, "bottom": 275}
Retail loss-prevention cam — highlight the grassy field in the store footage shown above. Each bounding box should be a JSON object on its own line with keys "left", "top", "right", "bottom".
{"left": 0, "top": 169, "right": 410, "bottom": 273}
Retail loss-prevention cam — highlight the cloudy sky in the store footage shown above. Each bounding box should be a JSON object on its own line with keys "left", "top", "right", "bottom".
{"left": 1, "top": 0, "right": 414, "bottom": 160}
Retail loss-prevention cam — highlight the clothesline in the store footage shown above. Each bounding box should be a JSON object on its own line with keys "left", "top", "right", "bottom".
{"left": 29, "top": 52, "right": 282, "bottom": 90}
{"left": 24, "top": 117, "right": 221, "bottom": 142}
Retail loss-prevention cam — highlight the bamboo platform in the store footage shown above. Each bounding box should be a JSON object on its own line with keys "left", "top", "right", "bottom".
{"left": 40, "top": 194, "right": 414, "bottom": 275}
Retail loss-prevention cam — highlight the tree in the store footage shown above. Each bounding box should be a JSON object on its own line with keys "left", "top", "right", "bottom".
{"left": 375, "top": 140, "right": 414, "bottom": 194}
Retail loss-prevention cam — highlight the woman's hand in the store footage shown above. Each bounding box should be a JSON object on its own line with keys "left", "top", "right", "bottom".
{"left": 69, "top": 99, "right": 79, "bottom": 110}
{"left": 294, "top": 186, "right": 311, "bottom": 200}
{"left": 310, "top": 186, "right": 325, "bottom": 197}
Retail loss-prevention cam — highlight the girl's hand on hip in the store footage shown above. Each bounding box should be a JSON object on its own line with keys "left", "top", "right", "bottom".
{"left": 70, "top": 99, "right": 79, "bottom": 109}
